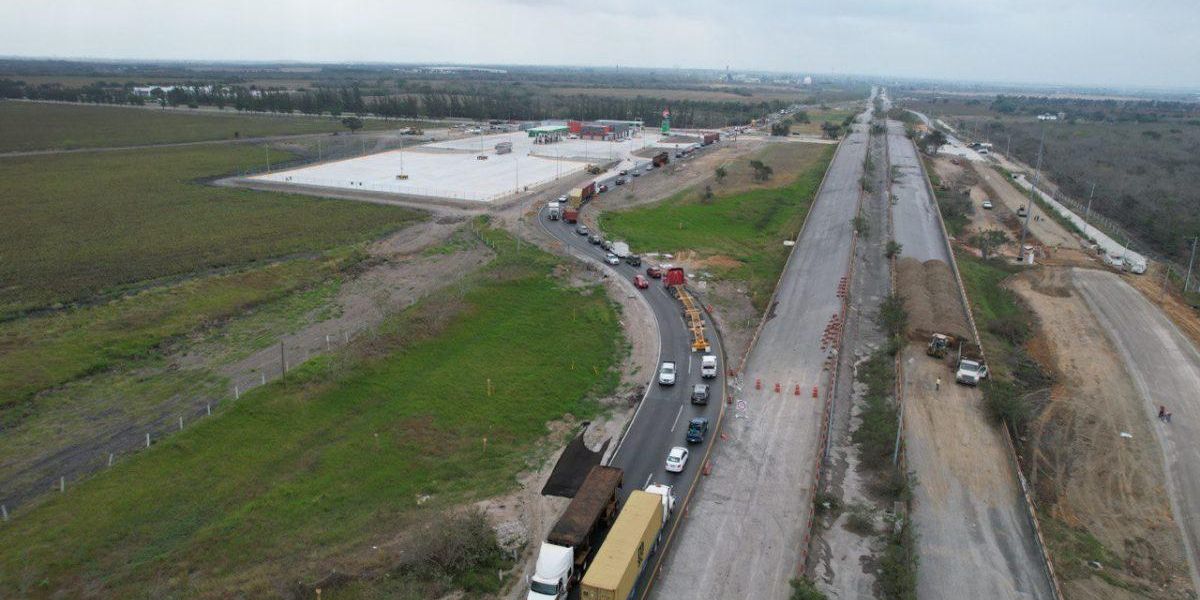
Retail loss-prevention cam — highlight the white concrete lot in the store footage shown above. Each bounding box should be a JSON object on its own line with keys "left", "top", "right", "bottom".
{"left": 251, "top": 129, "right": 699, "bottom": 203}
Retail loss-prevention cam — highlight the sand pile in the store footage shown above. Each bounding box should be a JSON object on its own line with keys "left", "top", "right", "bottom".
{"left": 896, "top": 257, "right": 972, "bottom": 341}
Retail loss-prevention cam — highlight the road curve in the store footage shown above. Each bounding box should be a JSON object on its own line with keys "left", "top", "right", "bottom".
{"left": 536, "top": 185, "right": 727, "bottom": 599}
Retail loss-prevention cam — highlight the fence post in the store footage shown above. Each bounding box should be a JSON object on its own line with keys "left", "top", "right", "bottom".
{"left": 60, "top": 477, "right": 65, "bottom": 493}
{"left": 146, "top": 433, "right": 151, "bottom": 448}
{"left": 108, "top": 453, "right": 114, "bottom": 467}
{"left": 235, "top": 385, "right": 240, "bottom": 400}
{"left": 179, "top": 416, "right": 184, "bottom": 431}
{"left": 1, "top": 504, "right": 7, "bottom": 522}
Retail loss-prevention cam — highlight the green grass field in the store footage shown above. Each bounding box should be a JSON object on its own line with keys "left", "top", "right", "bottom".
{"left": 0, "top": 102, "right": 402, "bottom": 152}
{"left": 601, "top": 144, "right": 834, "bottom": 309}
{"left": 0, "top": 252, "right": 352, "bottom": 410}
{"left": 0, "top": 227, "right": 622, "bottom": 598}
{"left": 0, "top": 144, "right": 423, "bottom": 315}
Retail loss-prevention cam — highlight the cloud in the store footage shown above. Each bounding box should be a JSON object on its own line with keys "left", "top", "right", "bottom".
{"left": 0, "top": 0, "right": 1196, "bottom": 88}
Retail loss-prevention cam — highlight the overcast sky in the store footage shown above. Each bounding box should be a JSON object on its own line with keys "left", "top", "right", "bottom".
{"left": 2, "top": 0, "right": 1197, "bottom": 89}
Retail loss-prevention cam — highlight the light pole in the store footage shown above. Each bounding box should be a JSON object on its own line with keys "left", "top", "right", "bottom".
{"left": 1017, "top": 120, "right": 1045, "bottom": 263}
{"left": 1082, "top": 182, "right": 1095, "bottom": 240}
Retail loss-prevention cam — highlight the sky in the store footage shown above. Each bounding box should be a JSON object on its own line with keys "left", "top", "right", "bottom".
{"left": 2, "top": 0, "right": 1198, "bottom": 89}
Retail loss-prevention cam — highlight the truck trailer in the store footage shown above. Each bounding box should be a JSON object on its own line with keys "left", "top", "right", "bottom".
{"left": 528, "top": 466, "right": 624, "bottom": 600}
{"left": 702, "top": 132, "right": 720, "bottom": 145}
{"left": 579, "top": 485, "right": 674, "bottom": 600}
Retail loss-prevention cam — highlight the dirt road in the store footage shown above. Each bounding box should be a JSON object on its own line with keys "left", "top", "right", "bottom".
{"left": 1015, "top": 269, "right": 1193, "bottom": 598}
{"left": 1073, "top": 268, "right": 1200, "bottom": 592}
{"left": 971, "top": 162, "right": 1082, "bottom": 251}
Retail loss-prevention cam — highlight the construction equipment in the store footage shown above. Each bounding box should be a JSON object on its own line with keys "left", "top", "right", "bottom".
{"left": 528, "top": 466, "right": 624, "bottom": 600}
{"left": 926, "top": 333, "right": 954, "bottom": 359}
{"left": 663, "top": 267, "right": 711, "bottom": 352}
{"left": 586, "top": 164, "right": 603, "bottom": 175}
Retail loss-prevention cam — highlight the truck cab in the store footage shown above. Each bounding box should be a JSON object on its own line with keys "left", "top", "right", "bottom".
{"left": 528, "top": 543, "right": 572, "bottom": 599}
{"left": 955, "top": 342, "right": 988, "bottom": 386}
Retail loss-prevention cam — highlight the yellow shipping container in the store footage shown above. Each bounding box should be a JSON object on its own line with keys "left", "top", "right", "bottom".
{"left": 579, "top": 490, "right": 664, "bottom": 600}
{"left": 568, "top": 189, "right": 584, "bottom": 210}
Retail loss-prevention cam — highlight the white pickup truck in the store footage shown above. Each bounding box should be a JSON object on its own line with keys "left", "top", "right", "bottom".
{"left": 955, "top": 342, "right": 988, "bottom": 386}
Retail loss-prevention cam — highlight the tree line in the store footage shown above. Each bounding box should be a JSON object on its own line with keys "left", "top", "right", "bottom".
{"left": 0, "top": 79, "right": 786, "bottom": 128}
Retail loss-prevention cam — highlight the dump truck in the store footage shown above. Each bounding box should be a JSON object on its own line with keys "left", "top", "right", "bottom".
{"left": 702, "top": 132, "right": 720, "bottom": 145}
{"left": 528, "top": 465, "right": 624, "bottom": 600}
{"left": 563, "top": 209, "right": 579, "bottom": 224}
{"left": 955, "top": 342, "right": 989, "bottom": 386}
{"left": 579, "top": 485, "right": 675, "bottom": 600}
{"left": 652, "top": 152, "right": 669, "bottom": 167}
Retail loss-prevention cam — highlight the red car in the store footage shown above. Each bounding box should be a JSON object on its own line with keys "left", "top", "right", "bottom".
{"left": 646, "top": 267, "right": 663, "bottom": 279}
{"left": 633, "top": 275, "right": 649, "bottom": 289}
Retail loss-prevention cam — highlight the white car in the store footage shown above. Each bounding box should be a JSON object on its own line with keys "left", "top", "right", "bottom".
{"left": 604, "top": 253, "right": 620, "bottom": 265}
{"left": 700, "top": 354, "right": 718, "bottom": 379}
{"left": 557, "top": 195, "right": 568, "bottom": 203}
{"left": 982, "top": 200, "right": 993, "bottom": 210}
{"left": 658, "top": 361, "right": 677, "bottom": 386}
{"left": 665, "top": 446, "right": 689, "bottom": 473}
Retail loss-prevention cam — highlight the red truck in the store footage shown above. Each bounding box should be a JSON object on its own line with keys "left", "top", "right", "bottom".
{"left": 652, "top": 152, "right": 669, "bottom": 167}
{"left": 663, "top": 267, "right": 686, "bottom": 287}
{"left": 564, "top": 209, "right": 579, "bottom": 224}
{"left": 581, "top": 182, "right": 597, "bottom": 201}
{"left": 702, "top": 132, "right": 720, "bottom": 145}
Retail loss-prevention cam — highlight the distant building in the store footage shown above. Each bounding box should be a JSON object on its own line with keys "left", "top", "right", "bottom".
{"left": 527, "top": 125, "right": 569, "bottom": 143}
{"left": 1037, "top": 113, "right": 1058, "bottom": 121}
{"left": 802, "top": 76, "right": 813, "bottom": 85}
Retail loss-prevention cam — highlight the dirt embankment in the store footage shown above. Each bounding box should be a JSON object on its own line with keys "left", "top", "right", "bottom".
{"left": 1015, "top": 268, "right": 1194, "bottom": 599}
{"left": 896, "top": 257, "right": 971, "bottom": 342}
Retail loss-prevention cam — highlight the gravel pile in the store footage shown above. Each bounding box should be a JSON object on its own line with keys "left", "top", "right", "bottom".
{"left": 896, "top": 257, "right": 972, "bottom": 341}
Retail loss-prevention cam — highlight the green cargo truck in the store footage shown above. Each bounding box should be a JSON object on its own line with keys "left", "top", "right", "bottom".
{"left": 578, "top": 485, "right": 674, "bottom": 600}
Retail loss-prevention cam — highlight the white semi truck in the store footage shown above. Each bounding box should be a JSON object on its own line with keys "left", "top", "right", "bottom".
{"left": 528, "top": 466, "right": 623, "bottom": 600}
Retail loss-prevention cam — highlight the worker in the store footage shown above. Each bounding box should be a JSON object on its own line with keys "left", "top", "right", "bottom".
{"left": 1159, "top": 405, "right": 1167, "bottom": 421}
{"left": 935, "top": 377, "right": 942, "bottom": 391}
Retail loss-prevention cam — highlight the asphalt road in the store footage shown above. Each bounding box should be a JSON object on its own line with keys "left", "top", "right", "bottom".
{"left": 1074, "top": 268, "right": 1200, "bottom": 591}
{"left": 651, "top": 100, "right": 874, "bottom": 600}
{"left": 536, "top": 179, "right": 726, "bottom": 599}
{"left": 887, "top": 120, "right": 952, "bottom": 263}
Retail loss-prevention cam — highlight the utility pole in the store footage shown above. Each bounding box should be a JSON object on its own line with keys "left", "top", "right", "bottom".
{"left": 265, "top": 144, "right": 271, "bottom": 173}
{"left": 1185, "top": 236, "right": 1198, "bottom": 294}
{"left": 1082, "top": 182, "right": 1096, "bottom": 240}
{"left": 1017, "top": 121, "right": 1045, "bottom": 263}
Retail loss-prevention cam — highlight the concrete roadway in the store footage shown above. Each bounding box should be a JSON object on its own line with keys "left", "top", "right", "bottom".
{"left": 887, "top": 120, "right": 952, "bottom": 263}
{"left": 650, "top": 101, "right": 874, "bottom": 600}
{"left": 890, "top": 98, "right": 1055, "bottom": 599}
{"left": 1074, "top": 268, "right": 1200, "bottom": 591}
{"left": 537, "top": 188, "right": 726, "bottom": 599}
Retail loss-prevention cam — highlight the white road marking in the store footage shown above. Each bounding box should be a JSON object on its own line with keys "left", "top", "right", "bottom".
{"left": 688, "top": 355, "right": 693, "bottom": 373}
{"left": 670, "top": 404, "right": 684, "bottom": 432}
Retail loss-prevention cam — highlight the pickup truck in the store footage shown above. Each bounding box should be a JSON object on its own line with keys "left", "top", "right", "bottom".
{"left": 955, "top": 342, "right": 989, "bottom": 386}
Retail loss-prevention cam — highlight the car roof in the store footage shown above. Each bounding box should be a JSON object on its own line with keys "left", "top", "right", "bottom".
{"left": 669, "top": 446, "right": 687, "bottom": 456}
{"left": 693, "top": 383, "right": 708, "bottom": 390}
{"left": 689, "top": 417, "right": 708, "bottom": 425}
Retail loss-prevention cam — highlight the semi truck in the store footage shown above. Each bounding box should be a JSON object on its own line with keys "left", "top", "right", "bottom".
{"left": 547, "top": 201, "right": 562, "bottom": 221}
{"left": 955, "top": 342, "right": 989, "bottom": 386}
{"left": 528, "top": 465, "right": 624, "bottom": 600}
{"left": 568, "top": 183, "right": 598, "bottom": 210}
{"left": 702, "top": 132, "right": 720, "bottom": 145}
{"left": 579, "top": 484, "right": 675, "bottom": 600}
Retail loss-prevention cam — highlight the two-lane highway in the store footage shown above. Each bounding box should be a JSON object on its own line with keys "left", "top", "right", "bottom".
{"left": 537, "top": 198, "right": 727, "bottom": 598}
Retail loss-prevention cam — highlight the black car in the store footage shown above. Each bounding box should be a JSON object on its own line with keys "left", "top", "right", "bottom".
{"left": 686, "top": 417, "right": 710, "bottom": 443}
{"left": 691, "top": 384, "right": 709, "bottom": 405}
{"left": 615, "top": 178, "right": 626, "bottom": 185}
{"left": 625, "top": 254, "right": 642, "bottom": 267}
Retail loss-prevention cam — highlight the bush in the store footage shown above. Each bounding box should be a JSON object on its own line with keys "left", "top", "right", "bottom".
{"left": 853, "top": 350, "right": 899, "bottom": 465}
{"left": 790, "top": 577, "right": 828, "bottom": 600}
{"left": 886, "top": 240, "right": 903, "bottom": 258}
{"left": 404, "top": 510, "right": 506, "bottom": 584}
{"left": 879, "top": 518, "right": 919, "bottom": 599}
{"left": 983, "top": 379, "right": 1031, "bottom": 430}
{"left": 986, "top": 312, "right": 1029, "bottom": 345}
{"left": 845, "top": 503, "right": 877, "bottom": 535}
{"left": 878, "top": 293, "right": 908, "bottom": 338}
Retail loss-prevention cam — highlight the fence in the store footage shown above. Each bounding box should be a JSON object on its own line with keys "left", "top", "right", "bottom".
{"left": 0, "top": 323, "right": 360, "bottom": 520}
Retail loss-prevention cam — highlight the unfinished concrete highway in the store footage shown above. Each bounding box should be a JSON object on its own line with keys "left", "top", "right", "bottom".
{"left": 891, "top": 106, "right": 1056, "bottom": 598}
{"left": 650, "top": 99, "right": 873, "bottom": 600}
{"left": 888, "top": 120, "right": 951, "bottom": 263}
{"left": 1074, "top": 268, "right": 1200, "bottom": 591}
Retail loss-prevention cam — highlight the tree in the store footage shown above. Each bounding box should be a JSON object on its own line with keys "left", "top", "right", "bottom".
{"left": 793, "top": 110, "right": 810, "bottom": 124}
{"left": 922, "top": 130, "right": 948, "bottom": 154}
{"left": 341, "top": 116, "right": 363, "bottom": 133}
{"left": 714, "top": 166, "right": 727, "bottom": 183}
{"left": 970, "top": 229, "right": 1010, "bottom": 259}
{"left": 749, "top": 160, "right": 773, "bottom": 182}
{"left": 820, "top": 121, "right": 842, "bottom": 139}
{"left": 703, "top": 185, "right": 714, "bottom": 203}
{"left": 771, "top": 120, "right": 792, "bottom": 136}
{"left": 852, "top": 215, "right": 870, "bottom": 238}
{"left": 885, "top": 240, "right": 903, "bottom": 258}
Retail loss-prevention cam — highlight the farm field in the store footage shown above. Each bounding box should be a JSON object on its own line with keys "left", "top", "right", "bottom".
{"left": 0, "top": 144, "right": 423, "bottom": 315}
{"left": 601, "top": 143, "right": 833, "bottom": 309}
{"left": 0, "top": 101, "right": 400, "bottom": 152}
{"left": 0, "top": 228, "right": 623, "bottom": 598}
{"left": 789, "top": 107, "right": 857, "bottom": 136}
{"left": 546, "top": 85, "right": 804, "bottom": 102}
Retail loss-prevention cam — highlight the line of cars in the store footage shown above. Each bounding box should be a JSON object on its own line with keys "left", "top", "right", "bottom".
{"left": 658, "top": 353, "right": 717, "bottom": 473}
